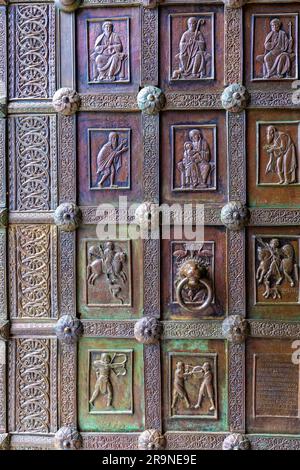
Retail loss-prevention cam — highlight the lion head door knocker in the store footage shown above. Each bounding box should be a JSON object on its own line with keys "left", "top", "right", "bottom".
{"left": 89, "top": 352, "right": 127, "bottom": 409}
{"left": 173, "top": 243, "right": 213, "bottom": 313}
{"left": 86, "top": 242, "right": 128, "bottom": 304}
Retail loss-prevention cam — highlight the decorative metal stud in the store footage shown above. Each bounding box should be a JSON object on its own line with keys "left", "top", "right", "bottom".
{"left": 221, "top": 201, "right": 250, "bottom": 231}
{"left": 134, "top": 317, "right": 162, "bottom": 345}
{"left": 55, "top": 0, "right": 81, "bottom": 12}
{"left": 137, "top": 86, "right": 166, "bottom": 115}
{"left": 222, "top": 0, "right": 247, "bottom": 8}
{"left": 0, "top": 434, "right": 10, "bottom": 450}
{"left": 221, "top": 84, "right": 249, "bottom": 113}
{"left": 138, "top": 429, "right": 166, "bottom": 450}
{"left": 135, "top": 202, "right": 160, "bottom": 231}
{"left": 54, "top": 426, "right": 82, "bottom": 450}
{"left": 0, "top": 209, "right": 8, "bottom": 229}
{"left": 142, "top": 0, "right": 158, "bottom": 8}
{"left": 55, "top": 315, "right": 83, "bottom": 344}
{"left": 222, "top": 315, "right": 249, "bottom": 344}
{"left": 52, "top": 88, "right": 81, "bottom": 116}
{"left": 0, "top": 321, "right": 10, "bottom": 342}
{"left": 222, "top": 433, "right": 250, "bottom": 450}
{"left": 54, "top": 203, "right": 82, "bottom": 232}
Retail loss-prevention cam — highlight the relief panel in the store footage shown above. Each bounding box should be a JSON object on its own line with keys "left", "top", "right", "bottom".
{"left": 8, "top": 115, "right": 57, "bottom": 211}
{"left": 162, "top": 339, "right": 227, "bottom": 432}
{"left": 245, "top": 5, "right": 299, "bottom": 89}
{"left": 247, "top": 227, "right": 300, "bottom": 319}
{"left": 160, "top": 5, "right": 224, "bottom": 91}
{"left": 77, "top": 225, "right": 143, "bottom": 320}
{"left": 161, "top": 111, "right": 227, "bottom": 205}
{"left": 247, "top": 110, "right": 300, "bottom": 207}
{"left": 247, "top": 338, "right": 300, "bottom": 434}
{"left": 77, "top": 113, "right": 142, "bottom": 206}
{"left": 78, "top": 338, "right": 144, "bottom": 432}
{"left": 8, "top": 4, "right": 56, "bottom": 99}
{"left": 8, "top": 338, "right": 57, "bottom": 433}
{"left": 76, "top": 7, "right": 140, "bottom": 93}
{"left": 161, "top": 227, "right": 227, "bottom": 320}
{"left": 8, "top": 225, "right": 58, "bottom": 319}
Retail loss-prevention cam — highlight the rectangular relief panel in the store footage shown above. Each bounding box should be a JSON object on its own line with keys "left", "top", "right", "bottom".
{"left": 76, "top": 7, "right": 140, "bottom": 94}
{"left": 78, "top": 338, "right": 144, "bottom": 432}
{"left": 162, "top": 339, "right": 227, "bottom": 432}
{"left": 161, "top": 111, "right": 227, "bottom": 205}
{"left": 77, "top": 112, "right": 143, "bottom": 206}
{"left": 161, "top": 226, "right": 227, "bottom": 320}
{"left": 247, "top": 109, "right": 300, "bottom": 208}
{"left": 8, "top": 225, "right": 58, "bottom": 319}
{"left": 247, "top": 227, "right": 300, "bottom": 319}
{"left": 8, "top": 114, "right": 57, "bottom": 211}
{"left": 159, "top": 4, "right": 224, "bottom": 92}
{"left": 8, "top": 337, "right": 57, "bottom": 433}
{"left": 8, "top": 3, "right": 56, "bottom": 99}
{"left": 244, "top": 4, "right": 299, "bottom": 90}
{"left": 77, "top": 225, "right": 143, "bottom": 320}
{"left": 246, "top": 338, "right": 300, "bottom": 434}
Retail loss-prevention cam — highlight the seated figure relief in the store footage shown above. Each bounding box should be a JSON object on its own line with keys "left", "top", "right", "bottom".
{"left": 256, "top": 18, "right": 294, "bottom": 79}
{"left": 90, "top": 21, "right": 127, "bottom": 82}
{"left": 172, "top": 17, "right": 211, "bottom": 80}
{"left": 177, "top": 129, "right": 214, "bottom": 189}
{"left": 264, "top": 125, "right": 297, "bottom": 184}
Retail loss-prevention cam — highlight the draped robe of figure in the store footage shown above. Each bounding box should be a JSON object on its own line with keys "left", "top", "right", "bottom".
{"left": 260, "top": 28, "right": 292, "bottom": 78}
{"left": 97, "top": 140, "right": 122, "bottom": 180}
{"left": 91, "top": 31, "right": 126, "bottom": 81}
{"left": 192, "top": 136, "right": 211, "bottom": 185}
{"left": 178, "top": 29, "right": 210, "bottom": 78}
{"left": 267, "top": 130, "right": 297, "bottom": 184}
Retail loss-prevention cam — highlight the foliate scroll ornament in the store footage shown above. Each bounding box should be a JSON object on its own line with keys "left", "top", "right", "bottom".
{"left": 221, "top": 201, "right": 250, "bottom": 231}
{"left": 174, "top": 245, "right": 213, "bottom": 313}
{"left": 138, "top": 429, "right": 166, "bottom": 450}
{"left": 52, "top": 88, "right": 81, "bottom": 116}
{"left": 0, "top": 321, "right": 10, "bottom": 341}
{"left": 55, "top": 0, "right": 81, "bottom": 13}
{"left": 221, "top": 84, "right": 249, "bottom": 113}
{"left": 134, "top": 317, "right": 162, "bottom": 344}
{"left": 223, "top": 0, "right": 247, "bottom": 7}
{"left": 0, "top": 209, "right": 8, "bottom": 228}
{"left": 137, "top": 86, "right": 165, "bottom": 115}
{"left": 135, "top": 202, "right": 159, "bottom": 231}
{"left": 54, "top": 203, "right": 82, "bottom": 232}
{"left": 54, "top": 427, "right": 82, "bottom": 450}
{"left": 55, "top": 315, "right": 83, "bottom": 344}
{"left": 222, "top": 315, "right": 249, "bottom": 344}
{"left": 222, "top": 434, "right": 250, "bottom": 451}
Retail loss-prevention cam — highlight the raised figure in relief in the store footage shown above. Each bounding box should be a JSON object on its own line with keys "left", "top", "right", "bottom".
{"left": 256, "top": 18, "right": 294, "bottom": 79}
{"left": 194, "top": 362, "right": 215, "bottom": 411}
{"left": 87, "top": 242, "right": 127, "bottom": 304}
{"left": 256, "top": 238, "right": 298, "bottom": 299}
{"left": 96, "top": 132, "right": 128, "bottom": 188}
{"left": 172, "top": 17, "right": 211, "bottom": 80}
{"left": 264, "top": 125, "right": 297, "bottom": 184}
{"left": 89, "top": 352, "right": 127, "bottom": 408}
{"left": 177, "top": 129, "right": 214, "bottom": 189}
{"left": 171, "top": 361, "right": 192, "bottom": 410}
{"left": 90, "top": 21, "right": 127, "bottom": 82}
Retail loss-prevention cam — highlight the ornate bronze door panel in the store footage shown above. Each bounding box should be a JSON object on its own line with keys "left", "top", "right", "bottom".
{"left": 1, "top": 0, "right": 300, "bottom": 451}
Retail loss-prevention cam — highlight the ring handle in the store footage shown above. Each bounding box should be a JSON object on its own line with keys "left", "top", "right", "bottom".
{"left": 176, "top": 276, "right": 213, "bottom": 313}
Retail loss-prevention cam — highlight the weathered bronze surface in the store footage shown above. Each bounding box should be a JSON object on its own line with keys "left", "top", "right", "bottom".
{"left": 1, "top": 0, "right": 300, "bottom": 452}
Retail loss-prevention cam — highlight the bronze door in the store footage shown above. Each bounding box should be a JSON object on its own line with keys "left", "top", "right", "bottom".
{"left": 1, "top": 0, "right": 300, "bottom": 451}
